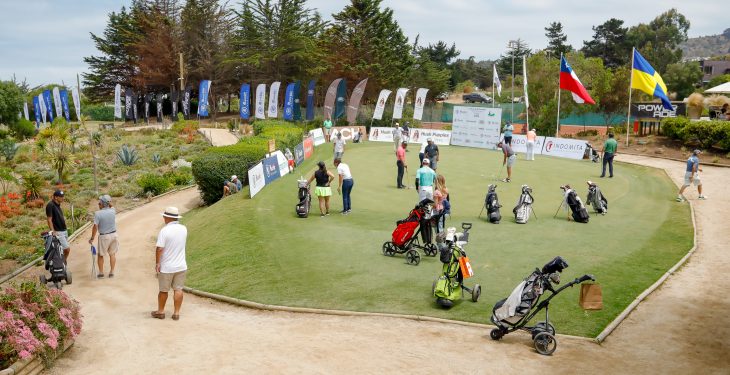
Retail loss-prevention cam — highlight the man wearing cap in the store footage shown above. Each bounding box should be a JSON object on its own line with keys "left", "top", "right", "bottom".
{"left": 333, "top": 132, "right": 346, "bottom": 160}
{"left": 424, "top": 138, "right": 440, "bottom": 170}
{"left": 152, "top": 207, "right": 188, "bottom": 321}
{"left": 393, "top": 122, "right": 402, "bottom": 153}
{"left": 415, "top": 158, "right": 437, "bottom": 202}
{"left": 231, "top": 175, "right": 242, "bottom": 191}
{"left": 526, "top": 128, "right": 537, "bottom": 161}
{"left": 677, "top": 150, "right": 707, "bottom": 202}
{"left": 503, "top": 121, "right": 514, "bottom": 145}
{"left": 396, "top": 141, "right": 407, "bottom": 189}
{"left": 498, "top": 141, "right": 516, "bottom": 183}
{"left": 600, "top": 133, "right": 618, "bottom": 178}
{"left": 89, "top": 195, "right": 118, "bottom": 278}
{"left": 46, "top": 190, "right": 71, "bottom": 262}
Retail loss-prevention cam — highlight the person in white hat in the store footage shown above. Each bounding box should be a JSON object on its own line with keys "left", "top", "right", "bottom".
{"left": 415, "top": 158, "right": 436, "bottom": 202}
{"left": 424, "top": 138, "right": 439, "bottom": 170}
{"left": 151, "top": 207, "right": 188, "bottom": 321}
{"left": 231, "top": 175, "right": 242, "bottom": 191}
{"left": 392, "top": 122, "right": 402, "bottom": 153}
{"left": 88, "top": 194, "right": 118, "bottom": 278}
{"left": 677, "top": 149, "right": 707, "bottom": 202}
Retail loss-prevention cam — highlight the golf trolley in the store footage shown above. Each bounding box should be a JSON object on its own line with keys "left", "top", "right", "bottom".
{"left": 39, "top": 232, "right": 72, "bottom": 289}
{"left": 382, "top": 199, "right": 438, "bottom": 266}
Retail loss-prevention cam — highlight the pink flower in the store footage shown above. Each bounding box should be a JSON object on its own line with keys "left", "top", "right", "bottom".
{"left": 18, "top": 350, "right": 32, "bottom": 358}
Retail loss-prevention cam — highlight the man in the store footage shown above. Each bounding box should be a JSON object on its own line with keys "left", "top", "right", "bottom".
{"left": 151, "top": 207, "right": 188, "bottom": 321}
{"left": 333, "top": 132, "right": 346, "bottom": 160}
{"left": 323, "top": 117, "right": 333, "bottom": 142}
{"left": 392, "top": 122, "right": 402, "bottom": 153}
{"left": 503, "top": 121, "right": 514, "bottom": 145}
{"left": 334, "top": 158, "right": 354, "bottom": 214}
{"left": 402, "top": 122, "right": 411, "bottom": 144}
{"left": 418, "top": 139, "right": 427, "bottom": 164}
{"left": 601, "top": 133, "right": 618, "bottom": 178}
{"left": 424, "top": 138, "right": 440, "bottom": 170}
{"left": 231, "top": 175, "right": 242, "bottom": 191}
{"left": 89, "top": 195, "right": 118, "bottom": 278}
{"left": 498, "top": 141, "right": 516, "bottom": 183}
{"left": 677, "top": 150, "right": 707, "bottom": 202}
{"left": 46, "top": 190, "right": 71, "bottom": 262}
{"left": 396, "top": 141, "right": 407, "bottom": 189}
{"left": 526, "top": 128, "right": 537, "bottom": 161}
{"left": 415, "top": 158, "right": 437, "bottom": 202}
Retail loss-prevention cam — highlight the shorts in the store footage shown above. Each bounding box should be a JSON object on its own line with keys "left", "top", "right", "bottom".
{"left": 97, "top": 233, "right": 119, "bottom": 256}
{"left": 315, "top": 186, "right": 332, "bottom": 197}
{"left": 683, "top": 171, "right": 701, "bottom": 186}
{"left": 55, "top": 231, "right": 70, "bottom": 249}
{"left": 324, "top": 127, "right": 332, "bottom": 135}
{"left": 429, "top": 158, "right": 438, "bottom": 170}
{"left": 334, "top": 151, "right": 343, "bottom": 160}
{"left": 418, "top": 186, "right": 434, "bottom": 202}
{"left": 506, "top": 155, "right": 516, "bottom": 167}
{"left": 158, "top": 270, "right": 187, "bottom": 292}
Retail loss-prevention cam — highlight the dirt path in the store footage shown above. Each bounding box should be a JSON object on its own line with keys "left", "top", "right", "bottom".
{"left": 198, "top": 128, "right": 239, "bottom": 146}
{"left": 45, "top": 155, "right": 729, "bottom": 374}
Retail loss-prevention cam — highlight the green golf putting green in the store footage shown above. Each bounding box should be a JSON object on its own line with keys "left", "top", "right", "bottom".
{"left": 183, "top": 141, "right": 692, "bottom": 337}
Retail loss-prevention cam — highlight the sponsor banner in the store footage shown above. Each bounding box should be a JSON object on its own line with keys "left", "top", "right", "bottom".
{"left": 248, "top": 162, "right": 266, "bottom": 198}
{"left": 198, "top": 80, "right": 211, "bottom": 117}
{"left": 413, "top": 88, "right": 429, "bottom": 120}
{"left": 42, "top": 90, "right": 54, "bottom": 122}
{"left": 630, "top": 102, "right": 686, "bottom": 119}
{"left": 293, "top": 81, "right": 302, "bottom": 121}
{"left": 373, "top": 89, "right": 392, "bottom": 120}
{"left": 331, "top": 126, "right": 366, "bottom": 141}
{"left": 255, "top": 84, "right": 266, "bottom": 119}
{"left": 303, "top": 137, "right": 314, "bottom": 159}
{"left": 38, "top": 94, "right": 47, "bottom": 124}
{"left": 125, "top": 88, "right": 134, "bottom": 121}
{"left": 283, "top": 83, "right": 295, "bottom": 121}
{"left": 183, "top": 86, "right": 191, "bottom": 117}
{"left": 156, "top": 93, "right": 163, "bottom": 122}
{"left": 114, "top": 84, "right": 122, "bottom": 119}
{"left": 60, "top": 89, "right": 70, "bottom": 121}
{"left": 262, "top": 155, "right": 280, "bottom": 185}
{"left": 71, "top": 87, "right": 81, "bottom": 121}
{"left": 305, "top": 80, "right": 315, "bottom": 121}
{"left": 408, "top": 129, "right": 451, "bottom": 146}
{"left": 450, "top": 106, "right": 502, "bottom": 149}
{"left": 393, "top": 88, "right": 409, "bottom": 119}
{"left": 335, "top": 79, "right": 347, "bottom": 119}
{"left": 144, "top": 93, "right": 152, "bottom": 120}
{"left": 23, "top": 102, "right": 29, "bottom": 121}
{"left": 309, "top": 128, "right": 325, "bottom": 146}
{"left": 368, "top": 127, "right": 394, "bottom": 142}
{"left": 268, "top": 81, "right": 281, "bottom": 118}
{"left": 239, "top": 83, "right": 250, "bottom": 120}
{"left": 323, "top": 78, "right": 341, "bottom": 120}
{"left": 498, "top": 134, "right": 546, "bottom": 155}
{"left": 32, "top": 96, "right": 41, "bottom": 125}
{"left": 294, "top": 142, "right": 305, "bottom": 166}
{"left": 171, "top": 90, "right": 178, "bottom": 119}
{"left": 541, "top": 137, "right": 586, "bottom": 159}
{"left": 270, "top": 150, "right": 290, "bottom": 178}
{"left": 347, "top": 78, "right": 368, "bottom": 124}
{"left": 52, "top": 87, "right": 62, "bottom": 118}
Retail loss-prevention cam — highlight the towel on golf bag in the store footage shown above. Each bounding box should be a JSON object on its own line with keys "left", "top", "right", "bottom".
{"left": 586, "top": 185, "right": 608, "bottom": 214}
{"left": 565, "top": 189, "right": 589, "bottom": 223}
{"left": 493, "top": 272, "right": 544, "bottom": 324}
{"left": 513, "top": 185, "right": 534, "bottom": 224}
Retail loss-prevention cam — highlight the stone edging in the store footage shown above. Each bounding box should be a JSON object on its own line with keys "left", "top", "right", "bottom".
{"left": 0, "top": 339, "right": 74, "bottom": 375}
{"left": 594, "top": 163, "right": 699, "bottom": 343}
{"left": 619, "top": 151, "right": 730, "bottom": 168}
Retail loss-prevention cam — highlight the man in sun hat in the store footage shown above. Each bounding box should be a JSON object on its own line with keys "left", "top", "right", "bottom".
{"left": 231, "top": 175, "right": 242, "bottom": 191}
{"left": 46, "top": 189, "right": 71, "bottom": 262}
{"left": 89, "top": 194, "right": 118, "bottom": 278}
{"left": 677, "top": 149, "right": 707, "bottom": 202}
{"left": 151, "top": 207, "right": 188, "bottom": 321}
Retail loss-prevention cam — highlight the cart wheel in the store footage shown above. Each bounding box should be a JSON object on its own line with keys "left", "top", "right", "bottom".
{"left": 534, "top": 321, "right": 556, "bottom": 336}
{"left": 65, "top": 271, "right": 72, "bottom": 285}
{"left": 490, "top": 329, "right": 503, "bottom": 341}
{"left": 382, "top": 242, "right": 396, "bottom": 257}
{"left": 39, "top": 275, "right": 47, "bottom": 285}
{"left": 471, "top": 284, "right": 481, "bottom": 302}
{"left": 533, "top": 332, "right": 557, "bottom": 355}
{"left": 424, "top": 243, "right": 438, "bottom": 257}
{"left": 405, "top": 250, "right": 420, "bottom": 265}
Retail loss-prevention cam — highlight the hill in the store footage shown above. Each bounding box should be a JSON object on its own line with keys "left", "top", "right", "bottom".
{"left": 680, "top": 28, "right": 730, "bottom": 59}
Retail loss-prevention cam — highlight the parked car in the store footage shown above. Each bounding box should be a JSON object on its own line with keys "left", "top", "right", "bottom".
{"left": 512, "top": 96, "right": 523, "bottom": 103}
{"left": 435, "top": 92, "right": 449, "bottom": 101}
{"left": 462, "top": 93, "right": 493, "bottom": 103}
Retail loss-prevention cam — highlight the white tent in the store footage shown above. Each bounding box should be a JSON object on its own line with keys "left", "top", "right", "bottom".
{"left": 704, "top": 81, "right": 730, "bottom": 94}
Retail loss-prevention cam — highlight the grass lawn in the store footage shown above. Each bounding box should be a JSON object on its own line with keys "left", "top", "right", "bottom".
{"left": 184, "top": 141, "right": 693, "bottom": 337}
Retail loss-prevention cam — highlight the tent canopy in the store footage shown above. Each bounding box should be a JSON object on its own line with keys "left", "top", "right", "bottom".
{"left": 705, "top": 81, "right": 730, "bottom": 94}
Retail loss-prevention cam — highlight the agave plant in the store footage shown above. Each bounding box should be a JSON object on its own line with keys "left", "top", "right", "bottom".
{"left": 151, "top": 153, "right": 161, "bottom": 164}
{"left": 117, "top": 145, "right": 140, "bottom": 166}
{"left": 0, "top": 139, "right": 19, "bottom": 161}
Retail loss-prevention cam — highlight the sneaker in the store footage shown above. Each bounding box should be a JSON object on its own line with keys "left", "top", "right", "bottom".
{"left": 97, "top": 273, "right": 104, "bottom": 279}
{"left": 698, "top": 195, "right": 707, "bottom": 200}
{"left": 108, "top": 273, "right": 114, "bottom": 278}
{"left": 326, "top": 212, "right": 330, "bottom": 216}
{"left": 501, "top": 178, "right": 511, "bottom": 183}
{"left": 675, "top": 196, "right": 685, "bottom": 202}
{"left": 341, "top": 211, "right": 348, "bottom": 215}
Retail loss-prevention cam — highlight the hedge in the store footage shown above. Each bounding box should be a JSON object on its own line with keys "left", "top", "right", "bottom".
{"left": 82, "top": 104, "right": 115, "bottom": 121}
{"left": 661, "top": 117, "right": 730, "bottom": 150}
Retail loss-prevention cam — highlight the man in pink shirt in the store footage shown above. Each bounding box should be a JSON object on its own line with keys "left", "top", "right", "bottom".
{"left": 396, "top": 141, "right": 407, "bottom": 188}
{"left": 526, "top": 128, "right": 537, "bottom": 160}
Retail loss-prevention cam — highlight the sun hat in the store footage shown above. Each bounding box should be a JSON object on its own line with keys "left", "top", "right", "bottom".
{"left": 162, "top": 207, "right": 182, "bottom": 219}
{"left": 53, "top": 189, "right": 64, "bottom": 197}
{"left": 423, "top": 158, "right": 430, "bottom": 164}
{"left": 231, "top": 175, "right": 238, "bottom": 180}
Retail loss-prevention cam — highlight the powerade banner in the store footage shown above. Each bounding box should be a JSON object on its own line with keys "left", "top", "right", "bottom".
{"left": 239, "top": 83, "right": 250, "bottom": 120}
{"left": 630, "top": 102, "right": 686, "bottom": 119}
{"left": 248, "top": 162, "right": 265, "bottom": 198}
{"left": 38, "top": 95, "right": 47, "bottom": 124}
{"left": 60, "top": 89, "right": 70, "bottom": 121}
{"left": 306, "top": 80, "right": 315, "bottom": 121}
{"left": 268, "top": 81, "right": 281, "bottom": 118}
{"left": 283, "top": 83, "right": 295, "bottom": 121}
{"left": 323, "top": 78, "right": 341, "bottom": 120}
{"left": 42, "top": 90, "right": 54, "bottom": 122}
{"left": 183, "top": 86, "right": 192, "bottom": 118}
{"left": 347, "top": 78, "right": 367, "bottom": 125}
{"left": 262, "top": 155, "right": 280, "bottom": 185}
{"left": 373, "top": 89, "right": 392, "bottom": 120}
{"left": 413, "top": 88, "right": 429, "bottom": 120}
{"left": 114, "top": 84, "right": 122, "bottom": 119}
{"left": 33, "top": 96, "right": 41, "bottom": 126}
{"left": 255, "top": 84, "right": 266, "bottom": 119}
{"left": 303, "top": 137, "right": 314, "bottom": 159}
{"left": 71, "top": 87, "right": 81, "bottom": 121}
{"left": 52, "top": 87, "right": 62, "bottom": 118}
{"left": 293, "top": 81, "right": 302, "bottom": 121}
{"left": 294, "top": 142, "right": 305, "bottom": 166}
{"left": 125, "top": 88, "right": 134, "bottom": 121}
{"left": 335, "top": 79, "right": 347, "bottom": 119}
{"left": 392, "top": 88, "right": 408, "bottom": 119}
{"left": 198, "top": 80, "right": 211, "bottom": 117}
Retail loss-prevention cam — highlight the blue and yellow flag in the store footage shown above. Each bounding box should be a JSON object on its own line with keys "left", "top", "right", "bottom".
{"left": 631, "top": 50, "right": 673, "bottom": 110}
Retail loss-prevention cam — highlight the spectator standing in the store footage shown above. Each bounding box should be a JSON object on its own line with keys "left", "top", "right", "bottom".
{"left": 424, "top": 138, "right": 440, "bottom": 170}
{"left": 601, "top": 133, "right": 618, "bottom": 178}
{"left": 402, "top": 122, "right": 411, "bottom": 144}
{"left": 498, "top": 141, "right": 516, "bottom": 183}
{"left": 46, "top": 190, "right": 71, "bottom": 262}
{"left": 323, "top": 117, "right": 333, "bottom": 142}
{"left": 284, "top": 148, "right": 295, "bottom": 172}
{"left": 418, "top": 139, "right": 427, "bottom": 164}
{"left": 307, "top": 161, "right": 335, "bottom": 217}
{"left": 503, "top": 122, "right": 514, "bottom": 145}
{"left": 334, "top": 158, "right": 354, "bottom": 214}
{"left": 526, "top": 128, "right": 537, "bottom": 160}
{"left": 392, "top": 122, "right": 402, "bottom": 153}
{"left": 151, "top": 207, "right": 188, "bottom": 321}
{"left": 396, "top": 142, "right": 407, "bottom": 189}
{"left": 415, "top": 158, "right": 437, "bottom": 202}
{"left": 432, "top": 175, "right": 450, "bottom": 233}
{"left": 88, "top": 195, "right": 118, "bottom": 278}
{"left": 333, "top": 132, "right": 346, "bottom": 159}
{"left": 677, "top": 150, "right": 707, "bottom": 201}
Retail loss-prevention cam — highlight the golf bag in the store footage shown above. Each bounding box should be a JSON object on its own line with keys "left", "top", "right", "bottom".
{"left": 513, "top": 185, "right": 535, "bottom": 224}
{"left": 295, "top": 179, "right": 311, "bottom": 218}
{"left": 565, "top": 189, "right": 589, "bottom": 223}
{"left": 433, "top": 223, "right": 480, "bottom": 308}
{"left": 485, "top": 184, "right": 502, "bottom": 224}
{"left": 584, "top": 143, "right": 600, "bottom": 163}
{"left": 40, "top": 232, "right": 71, "bottom": 288}
{"left": 382, "top": 199, "right": 437, "bottom": 265}
{"left": 586, "top": 183, "right": 608, "bottom": 215}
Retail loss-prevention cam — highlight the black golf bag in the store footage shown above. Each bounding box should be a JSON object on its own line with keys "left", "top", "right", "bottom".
{"left": 565, "top": 189, "right": 589, "bottom": 223}
{"left": 296, "top": 179, "right": 311, "bottom": 218}
{"left": 513, "top": 185, "right": 535, "bottom": 224}
{"left": 586, "top": 183, "right": 608, "bottom": 215}
{"left": 485, "top": 184, "right": 502, "bottom": 224}
{"left": 584, "top": 143, "right": 599, "bottom": 163}
{"left": 40, "top": 232, "right": 71, "bottom": 288}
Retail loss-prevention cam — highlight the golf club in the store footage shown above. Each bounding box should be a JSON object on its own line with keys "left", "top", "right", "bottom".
{"left": 90, "top": 245, "right": 97, "bottom": 279}
{"left": 491, "top": 164, "right": 505, "bottom": 181}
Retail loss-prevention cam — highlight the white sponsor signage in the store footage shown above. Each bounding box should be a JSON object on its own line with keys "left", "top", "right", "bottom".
{"left": 498, "top": 134, "right": 546, "bottom": 155}
{"left": 114, "top": 84, "right": 122, "bottom": 119}
{"left": 23, "top": 102, "right": 29, "bottom": 121}
{"left": 308, "top": 128, "right": 325, "bottom": 146}
{"left": 52, "top": 87, "right": 63, "bottom": 117}
{"left": 71, "top": 87, "right": 81, "bottom": 121}
{"left": 248, "top": 162, "right": 266, "bottom": 198}
{"left": 408, "top": 128, "right": 451, "bottom": 146}
{"left": 38, "top": 94, "right": 47, "bottom": 124}
{"left": 255, "top": 84, "right": 266, "bottom": 119}
{"left": 392, "top": 88, "right": 409, "bottom": 119}
{"left": 541, "top": 137, "right": 586, "bottom": 160}
{"left": 450, "top": 106, "right": 502, "bottom": 149}
{"left": 331, "top": 126, "right": 366, "bottom": 141}
{"left": 268, "top": 81, "right": 281, "bottom": 118}
{"left": 269, "top": 150, "right": 290, "bottom": 178}
{"left": 368, "top": 127, "right": 394, "bottom": 142}
{"left": 413, "top": 88, "right": 429, "bottom": 120}
{"left": 373, "top": 89, "right": 392, "bottom": 120}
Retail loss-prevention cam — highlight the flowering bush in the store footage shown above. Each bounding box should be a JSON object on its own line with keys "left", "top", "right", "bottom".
{"left": 0, "top": 282, "right": 82, "bottom": 369}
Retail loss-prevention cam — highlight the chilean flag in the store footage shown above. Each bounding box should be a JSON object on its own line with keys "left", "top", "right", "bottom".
{"left": 560, "top": 56, "right": 595, "bottom": 105}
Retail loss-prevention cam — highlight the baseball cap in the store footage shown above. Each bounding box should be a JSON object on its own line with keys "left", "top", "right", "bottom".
{"left": 427, "top": 137, "right": 433, "bottom": 142}
{"left": 693, "top": 149, "right": 702, "bottom": 155}
{"left": 99, "top": 194, "right": 112, "bottom": 204}
{"left": 423, "top": 158, "right": 430, "bottom": 164}
{"left": 231, "top": 175, "right": 238, "bottom": 180}
{"left": 53, "top": 189, "right": 64, "bottom": 197}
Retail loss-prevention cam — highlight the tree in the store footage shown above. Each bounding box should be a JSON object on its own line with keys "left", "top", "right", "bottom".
{"left": 628, "top": 9, "right": 689, "bottom": 73}
{"left": 708, "top": 74, "right": 730, "bottom": 88}
{"left": 582, "top": 18, "right": 630, "bottom": 69}
{"left": 423, "top": 41, "right": 460, "bottom": 68}
{"left": 498, "top": 39, "right": 530, "bottom": 79}
{"left": 36, "top": 118, "right": 73, "bottom": 184}
{"left": 409, "top": 49, "right": 451, "bottom": 99}
{"left": 450, "top": 57, "right": 491, "bottom": 90}
{"left": 664, "top": 62, "right": 702, "bottom": 99}
{"left": 545, "top": 21, "right": 572, "bottom": 58}
{"left": 130, "top": 2, "right": 181, "bottom": 91}
{"left": 591, "top": 66, "right": 630, "bottom": 128}
{"left": 0, "top": 81, "right": 24, "bottom": 126}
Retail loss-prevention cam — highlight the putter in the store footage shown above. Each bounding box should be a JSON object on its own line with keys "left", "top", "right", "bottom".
{"left": 490, "top": 164, "right": 505, "bottom": 181}
{"left": 90, "top": 245, "right": 97, "bottom": 279}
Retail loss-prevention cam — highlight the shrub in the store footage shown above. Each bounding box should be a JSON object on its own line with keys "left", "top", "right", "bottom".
{"left": 0, "top": 129, "right": 8, "bottom": 139}
{"left": 137, "top": 173, "right": 171, "bottom": 196}
{"left": 680, "top": 120, "right": 725, "bottom": 150}
{"left": 661, "top": 116, "right": 690, "bottom": 140}
{"left": 576, "top": 129, "right": 599, "bottom": 137}
{"left": 151, "top": 153, "right": 161, "bottom": 164}
{"left": 0, "top": 139, "right": 19, "bottom": 161}
{"left": 8, "top": 118, "right": 35, "bottom": 140}
{"left": 116, "top": 145, "right": 140, "bottom": 166}
{"left": 164, "top": 168, "right": 192, "bottom": 186}
{"left": 82, "top": 104, "right": 114, "bottom": 121}
{"left": 20, "top": 172, "right": 44, "bottom": 201}
{"left": 170, "top": 120, "right": 198, "bottom": 134}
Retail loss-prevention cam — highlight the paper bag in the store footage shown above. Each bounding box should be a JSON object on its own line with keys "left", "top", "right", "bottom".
{"left": 459, "top": 257, "right": 474, "bottom": 279}
{"left": 579, "top": 283, "right": 603, "bottom": 310}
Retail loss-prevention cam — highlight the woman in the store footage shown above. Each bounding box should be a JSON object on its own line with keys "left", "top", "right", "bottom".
{"left": 308, "top": 161, "right": 335, "bottom": 217}
{"left": 432, "top": 175, "right": 450, "bottom": 233}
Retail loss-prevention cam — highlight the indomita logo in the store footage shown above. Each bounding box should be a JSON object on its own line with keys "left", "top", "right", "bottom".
{"left": 546, "top": 141, "right": 554, "bottom": 152}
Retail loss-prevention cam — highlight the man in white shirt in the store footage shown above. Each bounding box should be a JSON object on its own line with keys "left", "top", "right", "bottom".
{"left": 392, "top": 122, "right": 402, "bottom": 153}
{"left": 334, "top": 158, "right": 354, "bottom": 214}
{"left": 333, "top": 132, "right": 346, "bottom": 160}
{"left": 151, "top": 207, "right": 188, "bottom": 321}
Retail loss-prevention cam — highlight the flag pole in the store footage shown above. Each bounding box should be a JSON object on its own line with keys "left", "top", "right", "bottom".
{"left": 524, "top": 55, "right": 529, "bottom": 130}
{"left": 625, "top": 47, "right": 635, "bottom": 147}
{"left": 556, "top": 53, "right": 562, "bottom": 137}
{"left": 492, "top": 64, "right": 496, "bottom": 109}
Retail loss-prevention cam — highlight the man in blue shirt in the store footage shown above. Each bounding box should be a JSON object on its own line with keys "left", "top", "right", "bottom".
{"left": 503, "top": 121, "right": 514, "bottom": 145}
{"left": 415, "top": 158, "right": 437, "bottom": 202}
{"left": 677, "top": 149, "right": 706, "bottom": 201}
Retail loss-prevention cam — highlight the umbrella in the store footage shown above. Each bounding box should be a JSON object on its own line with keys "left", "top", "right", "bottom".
{"left": 704, "top": 81, "right": 730, "bottom": 94}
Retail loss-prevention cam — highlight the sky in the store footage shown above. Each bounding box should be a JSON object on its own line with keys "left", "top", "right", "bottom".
{"left": 0, "top": 0, "right": 727, "bottom": 88}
